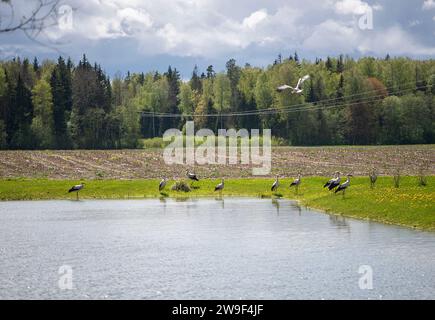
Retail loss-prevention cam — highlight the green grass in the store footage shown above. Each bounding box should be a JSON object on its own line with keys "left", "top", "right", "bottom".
{"left": 140, "top": 135, "right": 288, "bottom": 149}
{"left": 0, "top": 176, "right": 434, "bottom": 231}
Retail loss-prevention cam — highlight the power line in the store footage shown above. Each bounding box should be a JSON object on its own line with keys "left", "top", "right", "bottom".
{"left": 139, "top": 82, "right": 432, "bottom": 118}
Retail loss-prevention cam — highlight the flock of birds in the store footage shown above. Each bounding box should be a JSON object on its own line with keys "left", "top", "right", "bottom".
{"left": 67, "top": 170, "right": 354, "bottom": 200}
{"left": 270, "top": 171, "right": 352, "bottom": 195}
{"left": 68, "top": 75, "right": 351, "bottom": 200}
{"left": 157, "top": 171, "right": 353, "bottom": 196}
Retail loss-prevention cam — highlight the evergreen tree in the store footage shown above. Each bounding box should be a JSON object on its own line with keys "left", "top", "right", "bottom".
{"left": 206, "top": 65, "right": 215, "bottom": 79}
{"left": 8, "top": 75, "right": 33, "bottom": 148}
{"left": 337, "top": 54, "right": 345, "bottom": 73}
{"left": 50, "top": 56, "right": 72, "bottom": 148}
{"left": 163, "top": 66, "right": 181, "bottom": 131}
{"left": 190, "top": 65, "right": 202, "bottom": 93}
{"left": 294, "top": 51, "right": 300, "bottom": 65}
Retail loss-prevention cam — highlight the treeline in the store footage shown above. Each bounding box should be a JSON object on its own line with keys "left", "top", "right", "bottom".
{"left": 0, "top": 53, "right": 434, "bottom": 149}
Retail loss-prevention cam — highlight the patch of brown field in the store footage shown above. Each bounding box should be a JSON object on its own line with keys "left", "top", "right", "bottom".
{"left": 0, "top": 145, "right": 434, "bottom": 180}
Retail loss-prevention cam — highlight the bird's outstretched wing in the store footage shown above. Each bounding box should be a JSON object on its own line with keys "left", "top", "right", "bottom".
{"left": 300, "top": 75, "right": 310, "bottom": 85}
{"left": 296, "top": 78, "right": 302, "bottom": 88}
{"left": 276, "top": 84, "right": 292, "bottom": 92}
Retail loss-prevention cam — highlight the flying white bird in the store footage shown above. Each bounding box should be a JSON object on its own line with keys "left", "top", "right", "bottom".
{"left": 277, "top": 75, "right": 310, "bottom": 94}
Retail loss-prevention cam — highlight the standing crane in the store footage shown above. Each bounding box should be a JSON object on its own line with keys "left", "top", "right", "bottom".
{"left": 289, "top": 174, "right": 301, "bottom": 194}
{"left": 324, "top": 172, "right": 341, "bottom": 191}
{"left": 271, "top": 175, "right": 280, "bottom": 192}
{"left": 335, "top": 174, "right": 353, "bottom": 197}
{"left": 68, "top": 182, "right": 85, "bottom": 200}
{"left": 186, "top": 170, "right": 199, "bottom": 181}
{"left": 369, "top": 168, "right": 377, "bottom": 189}
{"left": 186, "top": 170, "right": 199, "bottom": 187}
{"left": 159, "top": 178, "right": 167, "bottom": 192}
{"left": 214, "top": 178, "right": 224, "bottom": 193}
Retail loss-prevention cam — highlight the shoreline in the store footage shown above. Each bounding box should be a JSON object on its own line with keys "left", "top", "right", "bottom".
{"left": 1, "top": 176, "right": 434, "bottom": 231}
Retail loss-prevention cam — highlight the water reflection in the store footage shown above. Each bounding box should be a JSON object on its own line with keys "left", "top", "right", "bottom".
{"left": 271, "top": 198, "right": 280, "bottom": 215}
{"left": 328, "top": 214, "right": 350, "bottom": 230}
{"left": 215, "top": 197, "right": 224, "bottom": 209}
{"left": 290, "top": 202, "right": 302, "bottom": 216}
{"left": 159, "top": 197, "right": 167, "bottom": 213}
{"left": 159, "top": 197, "right": 167, "bottom": 203}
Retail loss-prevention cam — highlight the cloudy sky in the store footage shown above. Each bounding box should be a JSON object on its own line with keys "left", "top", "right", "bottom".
{"left": 1, "top": 0, "right": 434, "bottom": 77}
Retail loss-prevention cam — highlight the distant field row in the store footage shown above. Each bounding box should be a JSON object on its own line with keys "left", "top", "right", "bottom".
{"left": 0, "top": 145, "right": 433, "bottom": 180}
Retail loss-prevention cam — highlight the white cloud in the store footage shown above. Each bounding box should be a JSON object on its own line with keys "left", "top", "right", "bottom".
{"left": 423, "top": 0, "right": 435, "bottom": 10}
{"left": 242, "top": 9, "right": 268, "bottom": 29}
{"left": 372, "top": 4, "right": 383, "bottom": 11}
{"left": 50, "top": 2, "right": 302, "bottom": 58}
{"left": 335, "top": 0, "right": 371, "bottom": 15}
{"left": 303, "top": 18, "right": 435, "bottom": 56}
{"left": 358, "top": 26, "right": 435, "bottom": 55}
{"left": 303, "top": 20, "right": 357, "bottom": 53}
{"left": 5, "top": 0, "right": 434, "bottom": 63}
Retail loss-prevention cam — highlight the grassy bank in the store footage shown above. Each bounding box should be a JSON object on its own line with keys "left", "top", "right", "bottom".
{"left": 1, "top": 176, "right": 434, "bottom": 231}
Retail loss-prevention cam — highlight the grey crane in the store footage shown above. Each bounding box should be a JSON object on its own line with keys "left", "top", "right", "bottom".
{"left": 214, "top": 178, "right": 224, "bottom": 192}
{"left": 335, "top": 174, "right": 353, "bottom": 197}
{"left": 276, "top": 75, "right": 310, "bottom": 94}
{"left": 186, "top": 170, "right": 199, "bottom": 189}
{"left": 324, "top": 172, "right": 341, "bottom": 191}
{"left": 68, "top": 182, "right": 85, "bottom": 200}
{"left": 271, "top": 175, "right": 280, "bottom": 192}
{"left": 289, "top": 174, "right": 301, "bottom": 193}
{"left": 369, "top": 168, "right": 377, "bottom": 189}
{"left": 186, "top": 170, "right": 199, "bottom": 182}
{"left": 324, "top": 171, "right": 338, "bottom": 188}
{"left": 159, "top": 178, "right": 168, "bottom": 191}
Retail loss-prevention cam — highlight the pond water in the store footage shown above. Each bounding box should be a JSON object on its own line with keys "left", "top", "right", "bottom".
{"left": 0, "top": 198, "right": 434, "bottom": 300}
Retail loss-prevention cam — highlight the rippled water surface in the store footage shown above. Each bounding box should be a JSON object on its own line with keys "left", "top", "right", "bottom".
{"left": 0, "top": 198, "right": 434, "bottom": 299}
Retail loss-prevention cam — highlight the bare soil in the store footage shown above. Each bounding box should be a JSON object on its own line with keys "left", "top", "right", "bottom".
{"left": 0, "top": 145, "right": 433, "bottom": 180}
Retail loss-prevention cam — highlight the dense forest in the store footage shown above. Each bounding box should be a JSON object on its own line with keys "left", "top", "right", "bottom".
{"left": 0, "top": 53, "right": 434, "bottom": 150}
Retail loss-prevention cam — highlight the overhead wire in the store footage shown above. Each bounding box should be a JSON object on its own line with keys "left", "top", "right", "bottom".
{"left": 139, "top": 81, "right": 432, "bottom": 118}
